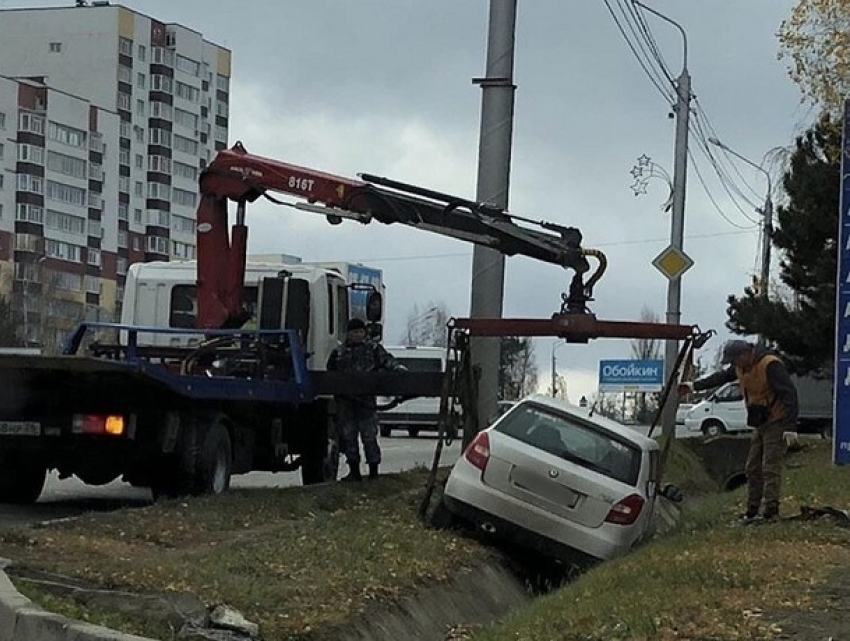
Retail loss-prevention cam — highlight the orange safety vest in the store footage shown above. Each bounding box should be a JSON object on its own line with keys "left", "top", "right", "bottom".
{"left": 736, "top": 354, "right": 788, "bottom": 423}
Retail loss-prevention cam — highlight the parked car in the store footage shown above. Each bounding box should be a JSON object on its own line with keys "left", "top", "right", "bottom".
{"left": 441, "top": 394, "right": 659, "bottom": 565}
{"left": 683, "top": 375, "right": 833, "bottom": 438}
{"left": 378, "top": 346, "right": 448, "bottom": 437}
{"left": 683, "top": 382, "right": 751, "bottom": 438}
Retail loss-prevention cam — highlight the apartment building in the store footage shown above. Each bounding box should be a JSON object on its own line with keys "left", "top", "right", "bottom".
{"left": 0, "top": 2, "right": 230, "bottom": 347}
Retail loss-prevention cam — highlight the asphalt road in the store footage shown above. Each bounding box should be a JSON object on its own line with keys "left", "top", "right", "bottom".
{"left": 0, "top": 434, "right": 461, "bottom": 530}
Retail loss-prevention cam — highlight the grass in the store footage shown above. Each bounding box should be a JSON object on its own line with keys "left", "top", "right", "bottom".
{"left": 475, "top": 437, "right": 850, "bottom": 640}
{"left": 0, "top": 469, "right": 489, "bottom": 640}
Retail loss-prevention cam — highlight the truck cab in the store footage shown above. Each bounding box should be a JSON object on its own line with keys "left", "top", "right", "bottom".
{"left": 121, "top": 260, "right": 371, "bottom": 370}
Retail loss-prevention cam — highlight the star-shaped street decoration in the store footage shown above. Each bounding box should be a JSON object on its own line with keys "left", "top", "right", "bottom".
{"left": 637, "top": 154, "right": 651, "bottom": 167}
{"left": 631, "top": 179, "right": 649, "bottom": 196}
{"left": 630, "top": 165, "right": 644, "bottom": 179}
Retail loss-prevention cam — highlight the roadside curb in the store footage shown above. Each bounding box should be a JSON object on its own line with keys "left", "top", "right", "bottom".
{"left": 0, "top": 566, "right": 154, "bottom": 641}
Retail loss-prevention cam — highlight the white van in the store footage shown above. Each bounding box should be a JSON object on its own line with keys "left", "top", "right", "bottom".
{"left": 378, "top": 346, "right": 447, "bottom": 437}
{"left": 683, "top": 382, "right": 750, "bottom": 437}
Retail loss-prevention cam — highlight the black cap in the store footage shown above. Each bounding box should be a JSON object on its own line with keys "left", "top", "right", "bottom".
{"left": 721, "top": 339, "right": 752, "bottom": 364}
{"left": 346, "top": 318, "right": 366, "bottom": 332}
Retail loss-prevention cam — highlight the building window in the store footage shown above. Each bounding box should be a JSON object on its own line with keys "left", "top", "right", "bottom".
{"left": 137, "top": 44, "right": 146, "bottom": 61}
{"left": 175, "top": 81, "right": 199, "bottom": 103}
{"left": 16, "top": 204, "right": 43, "bottom": 223}
{"left": 48, "top": 121, "right": 86, "bottom": 148}
{"left": 216, "top": 74, "right": 229, "bottom": 92}
{"left": 120, "top": 120, "right": 131, "bottom": 139}
{"left": 172, "top": 188, "right": 197, "bottom": 209}
{"left": 0, "top": 143, "right": 3, "bottom": 160}
{"left": 89, "top": 163, "right": 103, "bottom": 180}
{"left": 119, "top": 175, "right": 130, "bottom": 193}
{"left": 17, "top": 174, "right": 44, "bottom": 195}
{"left": 118, "top": 204, "right": 129, "bottom": 220}
{"left": 133, "top": 208, "right": 143, "bottom": 224}
{"left": 117, "top": 92, "right": 131, "bottom": 111}
{"left": 135, "top": 154, "right": 144, "bottom": 170}
{"left": 44, "top": 238, "right": 83, "bottom": 262}
{"left": 147, "top": 182, "right": 169, "bottom": 200}
{"left": 215, "top": 125, "right": 228, "bottom": 142}
{"left": 151, "top": 75, "right": 173, "bottom": 93}
{"left": 132, "top": 236, "right": 141, "bottom": 251}
{"left": 215, "top": 101, "right": 228, "bottom": 118}
{"left": 146, "top": 236, "right": 168, "bottom": 254}
{"left": 134, "top": 181, "right": 143, "bottom": 197}
{"left": 152, "top": 47, "right": 174, "bottom": 66}
{"left": 118, "top": 37, "right": 133, "bottom": 56}
{"left": 19, "top": 112, "right": 45, "bottom": 135}
{"left": 117, "top": 257, "right": 127, "bottom": 274}
{"left": 86, "top": 275, "right": 100, "bottom": 294}
{"left": 135, "top": 99, "right": 145, "bottom": 116}
{"left": 148, "top": 155, "right": 171, "bottom": 173}
{"left": 118, "top": 65, "right": 132, "bottom": 83}
{"left": 174, "top": 108, "right": 198, "bottom": 130}
{"left": 136, "top": 72, "right": 146, "bottom": 89}
{"left": 171, "top": 214, "right": 196, "bottom": 234}
{"left": 118, "top": 230, "right": 128, "bottom": 247}
{"left": 89, "top": 132, "right": 104, "bottom": 153}
{"left": 15, "top": 233, "right": 41, "bottom": 252}
{"left": 49, "top": 42, "right": 62, "bottom": 53}
{"left": 119, "top": 148, "right": 130, "bottom": 166}
{"left": 173, "top": 134, "right": 198, "bottom": 155}
{"left": 173, "top": 160, "right": 197, "bottom": 182}
{"left": 47, "top": 151, "right": 87, "bottom": 179}
{"left": 150, "top": 101, "right": 172, "bottom": 119}
{"left": 148, "top": 209, "right": 170, "bottom": 227}
{"left": 133, "top": 125, "right": 145, "bottom": 143}
{"left": 87, "top": 248, "right": 102, "bottom": 267}
{"left": 46, "top": 210, "right": 86, "bottom": 235}
{"left": 46, "top": 180, "right": 84, "bottom": 206}
{"left": 0, "top": 112, "right": 5, "bottom": 129}
{"left": 88, "top": 219, "right": 101, "bottom": 238}
{"left": 176, "top": 54, "right": 200, "bottom": 77}
{"left": 149, "top": 128, "right": 171, "bottom": 147}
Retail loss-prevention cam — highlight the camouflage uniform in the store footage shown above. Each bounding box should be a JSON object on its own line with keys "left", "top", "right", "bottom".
{"left": 327, "top": 339, "right": 404, "bottom": 468}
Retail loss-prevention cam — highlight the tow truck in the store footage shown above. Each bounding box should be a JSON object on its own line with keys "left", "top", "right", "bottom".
{"left": 0, "top": 142, "right": 707, "bottom": 504}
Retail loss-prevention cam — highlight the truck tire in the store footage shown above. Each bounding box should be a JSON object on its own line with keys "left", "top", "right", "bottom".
{"left": 702, "top": 420, "right": 726, "bottom": 438}
{"left": 380, "top": 425, "right": 392, "bottom": 438}
{"left": 179, "top": 415, "right": 233, "bottom": 496}
{"left": 301, "top": 435, "right": 339, "bottom": 485}
{"left": 407, "top": 427, "right": 420, "bottom": 438}
{"left": 0, "top": 454, "right": 46, "bottom": 504}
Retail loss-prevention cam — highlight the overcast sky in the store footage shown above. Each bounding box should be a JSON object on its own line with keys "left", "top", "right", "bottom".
{"left": 7, "top": 0, "right": 811, "bottom": 401}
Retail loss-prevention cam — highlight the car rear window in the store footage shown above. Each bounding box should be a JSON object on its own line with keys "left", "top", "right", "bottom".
{"left": 493, "top": 402, "right": 643, "bottom": 486}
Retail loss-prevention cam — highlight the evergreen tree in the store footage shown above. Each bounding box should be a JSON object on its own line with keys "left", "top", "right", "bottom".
{"left": 0, "top": 295, "right": 22, "bottom": 347}
{"left": 499, "top": 337, "right": 538, "bottom": 400}
{"left": 726, "top": 116, "right": 839, "bottom": 373}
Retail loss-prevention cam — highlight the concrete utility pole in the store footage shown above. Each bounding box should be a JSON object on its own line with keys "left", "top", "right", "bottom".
{"left": 469, "top": 0, "right": 517, "bottom": 434}
{"left": 635, "top": 2, "right": 691, "bottom": 439}
{"left": 708, "top": 138, "right": 773, "bottom": 305}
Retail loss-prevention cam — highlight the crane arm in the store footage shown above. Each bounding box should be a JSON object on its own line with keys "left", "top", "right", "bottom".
{"left": 195, "top": 142, "right": 605, "bottom": 329}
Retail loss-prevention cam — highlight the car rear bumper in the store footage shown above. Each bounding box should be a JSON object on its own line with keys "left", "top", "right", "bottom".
{"left": 444, "top": 460, "right": 646, "bottom": 562}
{"left": 442, "top": 493, "right": 600, "bottom": 567}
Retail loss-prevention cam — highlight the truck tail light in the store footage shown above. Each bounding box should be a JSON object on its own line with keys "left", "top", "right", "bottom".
{"left": 464, "top": 431, "right": 491, "bottom": 472}
{"left": 605, "top": 493, "right": 645, "bottom": 525}
{"left": 72, "top": 414, "right": 125, "bottom": 436}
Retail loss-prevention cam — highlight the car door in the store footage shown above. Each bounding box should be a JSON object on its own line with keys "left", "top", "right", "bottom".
{"left": 714, "top": 383, "right": 748, "bottom": 430}
{"left": 482, "top": 403, "right": 643, "bottom": 529}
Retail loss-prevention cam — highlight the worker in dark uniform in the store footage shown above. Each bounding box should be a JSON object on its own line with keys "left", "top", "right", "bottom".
{"left": 679, "top": 339, "right": 798, "bottom": 521}
{"left": 327, "top": 318, "right": 404, "bottom": 481}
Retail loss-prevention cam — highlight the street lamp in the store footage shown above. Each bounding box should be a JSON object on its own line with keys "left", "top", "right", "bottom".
{"left": 708, "top": 137, "right": 773, "bottom": 316}
{"left": 633, "top": 1, "right": 691, "bottom": 440}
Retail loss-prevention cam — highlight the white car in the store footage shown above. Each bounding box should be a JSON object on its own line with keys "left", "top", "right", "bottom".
{"left": 683, "top": 382, "right": 751, "bottom": 437}
{"left": 441, "top": 394, "right": 659, "bottom": 564}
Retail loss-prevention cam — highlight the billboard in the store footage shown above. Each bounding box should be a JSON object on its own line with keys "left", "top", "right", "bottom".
{"left": 833, "top": 101, "right": 850, "bottom": 464}
{"left": 598, "top": 359, "right": 664, "bottom": 393}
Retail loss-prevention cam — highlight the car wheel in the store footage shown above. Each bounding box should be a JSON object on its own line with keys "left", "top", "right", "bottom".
{"left": 702, "top": 420, "right": 726, "bottom": 438}
{"left": 407, "top": 427, "right": 420, "bottom": 438}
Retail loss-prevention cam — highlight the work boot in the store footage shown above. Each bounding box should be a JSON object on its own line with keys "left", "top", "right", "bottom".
{"left": 737, "top": 508, "right": 759, "bottom": 524}
{"left": 368, "top": 463, "right": 379, "bottom": 480}
{"left": 342, "top": 464, "right": 362, "bottom": 482}
{"left": 762, "top": 506, "right": 780, "bottom": 521}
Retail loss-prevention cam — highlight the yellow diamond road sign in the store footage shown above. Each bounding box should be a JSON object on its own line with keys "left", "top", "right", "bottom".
{"left": 653, "top": 245, "right": 694, "bottom": 280}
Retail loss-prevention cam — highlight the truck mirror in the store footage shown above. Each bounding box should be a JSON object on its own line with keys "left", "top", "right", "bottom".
{"left": 366, "top": 291, "right": 383, "bottom": 322}
{"left": 367, "top": 322, "right": 383, "bottom": 342}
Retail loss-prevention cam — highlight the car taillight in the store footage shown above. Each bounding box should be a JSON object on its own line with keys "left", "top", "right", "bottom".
{"left": 605, "top": 493, "right": 645, "bottom": 525}
{"left": 464, "top": 431, "right": 491, "bottom": 472}
{"left": 72, "top": 414, "right": 125, "bottom": 436}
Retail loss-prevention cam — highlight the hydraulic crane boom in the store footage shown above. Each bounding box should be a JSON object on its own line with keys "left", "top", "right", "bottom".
{"left": 195, "top": 142, "right": 606, "bottom": 329}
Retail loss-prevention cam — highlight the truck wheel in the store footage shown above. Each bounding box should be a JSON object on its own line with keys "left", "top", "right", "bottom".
{"left": 180, "top": 416, "right": 232, "bottom": 496}
{"left": 380, "top": 425, "right": 392, "bottom": 438}
{"left": 0, "top": 454, "right": 46, "bottom": 504}
{"left": 702, "top": 420, "right": 726, "bottom": 438}
{"left": 301, "top": 435, "right": 339, "bottom": 485}
{"left": 407, "top": 427, "right": 420, "bottom": 438}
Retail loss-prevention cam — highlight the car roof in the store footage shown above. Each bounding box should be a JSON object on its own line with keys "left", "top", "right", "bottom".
{"left": 515, "top": 394, "right": 659, "bottom": 451}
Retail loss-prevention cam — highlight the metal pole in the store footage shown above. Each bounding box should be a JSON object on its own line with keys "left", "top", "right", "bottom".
{"left": 661, "top": 66, "right": 691, "bottom": 439}
{"left": 551, "top": 345, "right": 557, "bottom": 397}
{"left": 469, "top": 0, "right": 517, "bottom": 435}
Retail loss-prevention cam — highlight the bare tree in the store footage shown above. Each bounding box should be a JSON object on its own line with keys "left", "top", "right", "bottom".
{"left": 499, "top": 337, "right": 538, "bottom": 400}
{"left": 629, "top": 306, "right": 662, "bottom": 424}
{"left": 401, "top": 301, "right": 450, "bottom": 347}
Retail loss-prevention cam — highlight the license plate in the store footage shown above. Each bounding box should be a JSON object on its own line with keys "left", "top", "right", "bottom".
{"left": 0, "top": 421, "right": 41, "bottom": 436}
